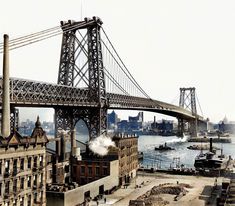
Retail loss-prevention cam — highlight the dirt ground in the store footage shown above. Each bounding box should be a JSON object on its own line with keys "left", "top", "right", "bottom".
{"left": 92, "top": 171, "right": 224, "bottom": 206}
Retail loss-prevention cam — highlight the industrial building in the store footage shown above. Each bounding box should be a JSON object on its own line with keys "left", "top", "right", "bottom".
{"left": 46, "top": 133, "right": 138, "bottom": 206}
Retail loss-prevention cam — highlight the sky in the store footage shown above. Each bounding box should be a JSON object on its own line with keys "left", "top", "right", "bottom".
{"left": 0, "top": 0, "right": 235, "bottom": 123}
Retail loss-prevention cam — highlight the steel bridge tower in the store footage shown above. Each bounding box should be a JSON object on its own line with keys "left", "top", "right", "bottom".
{"left": 55, "top": 17, "right": 107, "bottom": 140}
{"left": 178, "top": 87, "right": 198, "bottom": 137}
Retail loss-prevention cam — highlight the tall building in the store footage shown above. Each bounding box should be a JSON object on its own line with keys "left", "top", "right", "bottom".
{"left": 117, "top": 112, "right": 143, "bottom": 134}
{"left": 112, "top": 134, "right": 138, "bottom": 185}
{"left": 107, "top": 110, "right": 118, "bottom": 130}
{"left": 0, "top": 117, "right": 48, "bottom": 206}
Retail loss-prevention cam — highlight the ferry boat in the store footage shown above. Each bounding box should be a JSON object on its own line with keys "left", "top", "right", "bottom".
{"left": 194, "top": 138, "right": 232, "bottom": 171}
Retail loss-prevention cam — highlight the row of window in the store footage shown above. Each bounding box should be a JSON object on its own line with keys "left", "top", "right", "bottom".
{"left": 79, "top": 166, "right": 108, "bottom": 176}
{"left": 0, "top": 174, "right": 43, "bottom": 196}
{"left": 0, "top": 155, "right": 43, "bottom": 175}
{"left": 2, "top": 192, "right": 42, "bottom": 206}
{"left": 119, "top": 140, "right": 137, "bottom": 148}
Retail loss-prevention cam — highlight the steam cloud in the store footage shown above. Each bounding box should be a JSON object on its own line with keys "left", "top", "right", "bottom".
{"left": 166, "top": 134, "right": 189, "bottom": 144}
{"left": 88, "top": 135, "right": 116, "bottom": 156}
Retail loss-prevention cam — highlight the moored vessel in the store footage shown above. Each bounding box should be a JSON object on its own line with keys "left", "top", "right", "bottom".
{"left": 194, "top": 138, "right": 232, "bottom": 171}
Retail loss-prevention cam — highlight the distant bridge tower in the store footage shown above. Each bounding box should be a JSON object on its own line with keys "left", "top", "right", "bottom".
{"left": 55, "top": 17, "right": 107, "bottom": 140}
{"left": 178, "top": 87, "right": 198, "bottom": 137}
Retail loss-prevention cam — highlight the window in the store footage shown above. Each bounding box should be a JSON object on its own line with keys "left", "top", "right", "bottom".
{"left": 20, "top": 197, "right": 24, "bottom": 206}
{"left": 13, "top": 200, "right": 17, "bottom": 206}
{"left": 0, "top": 161, "right": 2, "bottom": 174}
{"left": 33, "top": 175, "right": 37, "bottom": 187}
{"left": 13, "top": 179, "right": 17, "bottom": 192}
{"left": 20, "top": 178, "right": 24, "bottom": 190}
{"left": 5, "top": 181, "right": 9, "bottom": 194}
{"left": 95, "top": 167, "right": 100, "bottom": 176}
{"left": 81, "top": 166, "right": 85, "bottom": 175}
{"left": 88, "top": 167, "right": 92, "bottom": 176}
{"left": 20, "top": 158, "right": 24, "bottom": 170}
{"left": 28, "top": 157, "right": 31, "bottom": 169}
{"left": 0, "top": 183, "right": 2, "bottom": 196}
{"left": 39, "top": 156, "right": 43, "bottom": 167}
{"left": 28, "top": 176, "right": 31, "bottom": 188}
{"left": 5, "top": 160, "right": 10, "bottom": 173}
{"left": 34, "top": 192, "right": 37, "bottom": 203}
{"left": 13, "top": 159, "right": 17, "bottom": 174}
{"left": 33, "top": 157, "right": 37, "bottom": 168}
{"left": 28, "top": 195, "right": 31, "bottom": 206}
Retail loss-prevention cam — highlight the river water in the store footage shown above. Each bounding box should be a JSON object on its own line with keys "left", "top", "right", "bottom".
{"left": 138, "top": 135, "right": 235, "bottom": 169}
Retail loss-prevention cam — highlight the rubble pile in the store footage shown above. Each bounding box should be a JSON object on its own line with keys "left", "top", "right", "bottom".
{"left": 133, "top": 183, "right": 192, "bottom": 206}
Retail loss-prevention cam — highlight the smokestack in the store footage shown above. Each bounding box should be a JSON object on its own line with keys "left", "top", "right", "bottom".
{"left": 1, "top": 34, "right": 10, "bottom": 138}
{"left": 61, "top": 134, "right": 66, "bottom": 161}
{"left": 71, "top": 129, "right": 76, "bottom": 156}
{"left": 209, "top": 138, "right": 212, "bottom": 152}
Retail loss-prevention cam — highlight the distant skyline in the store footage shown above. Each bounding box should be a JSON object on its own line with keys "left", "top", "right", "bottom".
{"left": 1, "top": 0, "right": 235, "bottom": 123}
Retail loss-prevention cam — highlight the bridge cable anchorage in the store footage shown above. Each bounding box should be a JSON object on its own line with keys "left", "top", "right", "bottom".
{"left": 0, "top": 21, "right": 89, "bottom": 53}
{"left": 101, "top": 27, "right": 151, "bottom": 99}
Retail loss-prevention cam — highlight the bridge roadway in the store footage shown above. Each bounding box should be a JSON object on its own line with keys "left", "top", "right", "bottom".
{"left": 0, "top": 77, "right": 203, "bottom": 121}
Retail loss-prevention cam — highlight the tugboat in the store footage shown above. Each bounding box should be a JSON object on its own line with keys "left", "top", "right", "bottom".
{"left": 194, "top": 138, "right": 232, "bottom": 171}
{"left": 155, "top": 143, "right": 175, "bottom": 151}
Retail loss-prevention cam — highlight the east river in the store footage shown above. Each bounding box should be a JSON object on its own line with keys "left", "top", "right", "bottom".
{"left": 138, "top": 135, "right": 235, "bottom": 169}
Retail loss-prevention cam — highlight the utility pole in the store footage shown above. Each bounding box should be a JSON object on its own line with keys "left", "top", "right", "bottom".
{"left": 2, "top": 34, "right": 10, "bottom": 138}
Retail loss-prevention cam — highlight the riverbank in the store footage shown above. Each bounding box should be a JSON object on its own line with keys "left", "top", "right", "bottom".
{"left": 89, "top": 171, "right": 223, "bottom": 206}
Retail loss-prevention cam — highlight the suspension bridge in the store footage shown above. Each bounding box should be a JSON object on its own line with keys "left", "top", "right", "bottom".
{"left": 0, "top": 17, "right": 205, "bottom": 138}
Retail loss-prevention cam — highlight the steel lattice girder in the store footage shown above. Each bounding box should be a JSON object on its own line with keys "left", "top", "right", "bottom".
{"left": 57, "top": 17, "right": 107, "bottom": 138}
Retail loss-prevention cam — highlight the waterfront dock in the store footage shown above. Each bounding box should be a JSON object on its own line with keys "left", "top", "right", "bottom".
{"left": 188, "top": 137, "right": 231, "bottom": 143}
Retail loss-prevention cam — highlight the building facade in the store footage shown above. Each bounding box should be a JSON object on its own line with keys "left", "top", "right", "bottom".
{"left": 112, "top": 134, "right": 138, "bottom": 185}
{"left": 0, "top": 117, "right": 48, "bottom": 206}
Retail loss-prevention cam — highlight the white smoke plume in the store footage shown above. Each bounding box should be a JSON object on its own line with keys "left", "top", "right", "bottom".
{"left": 88, "top": 135, "right": 116, "bottom": 156}
{"left": 166, "top": 134, "right": 189, "bottom": 144}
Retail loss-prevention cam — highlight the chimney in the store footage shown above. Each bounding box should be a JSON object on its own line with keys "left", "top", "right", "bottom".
{"left": 1, "top": 34, "right": 10, "bottom": 138}
{"left": 71, "top": 129, "right": 76, "bottom": 156}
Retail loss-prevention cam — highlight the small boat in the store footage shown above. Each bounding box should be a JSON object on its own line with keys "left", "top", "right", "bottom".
{"left": 155, "top": 143, "right": 174, "bottom": 151}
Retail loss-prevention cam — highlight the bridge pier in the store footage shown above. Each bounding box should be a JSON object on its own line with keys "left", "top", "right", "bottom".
{"left": 54, "top": 107, "right": 107, "bottom": 141}
{"left": 189, "top": 119, "right": 198, "bottom": 137}
{"left": 177, "top": 118, "right": 185, "bottom": 137}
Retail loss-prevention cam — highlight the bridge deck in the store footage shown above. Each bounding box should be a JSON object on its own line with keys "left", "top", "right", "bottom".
{"left": 0, "top": 78, "right": 203, "bottom": 121}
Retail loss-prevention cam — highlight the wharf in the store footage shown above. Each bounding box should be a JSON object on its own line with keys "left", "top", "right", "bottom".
{"left": 138, "top": 167, "right": 197, "bottom": 176}
{"left": 188, "top": 137, "right": 231, "bottom": 143}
